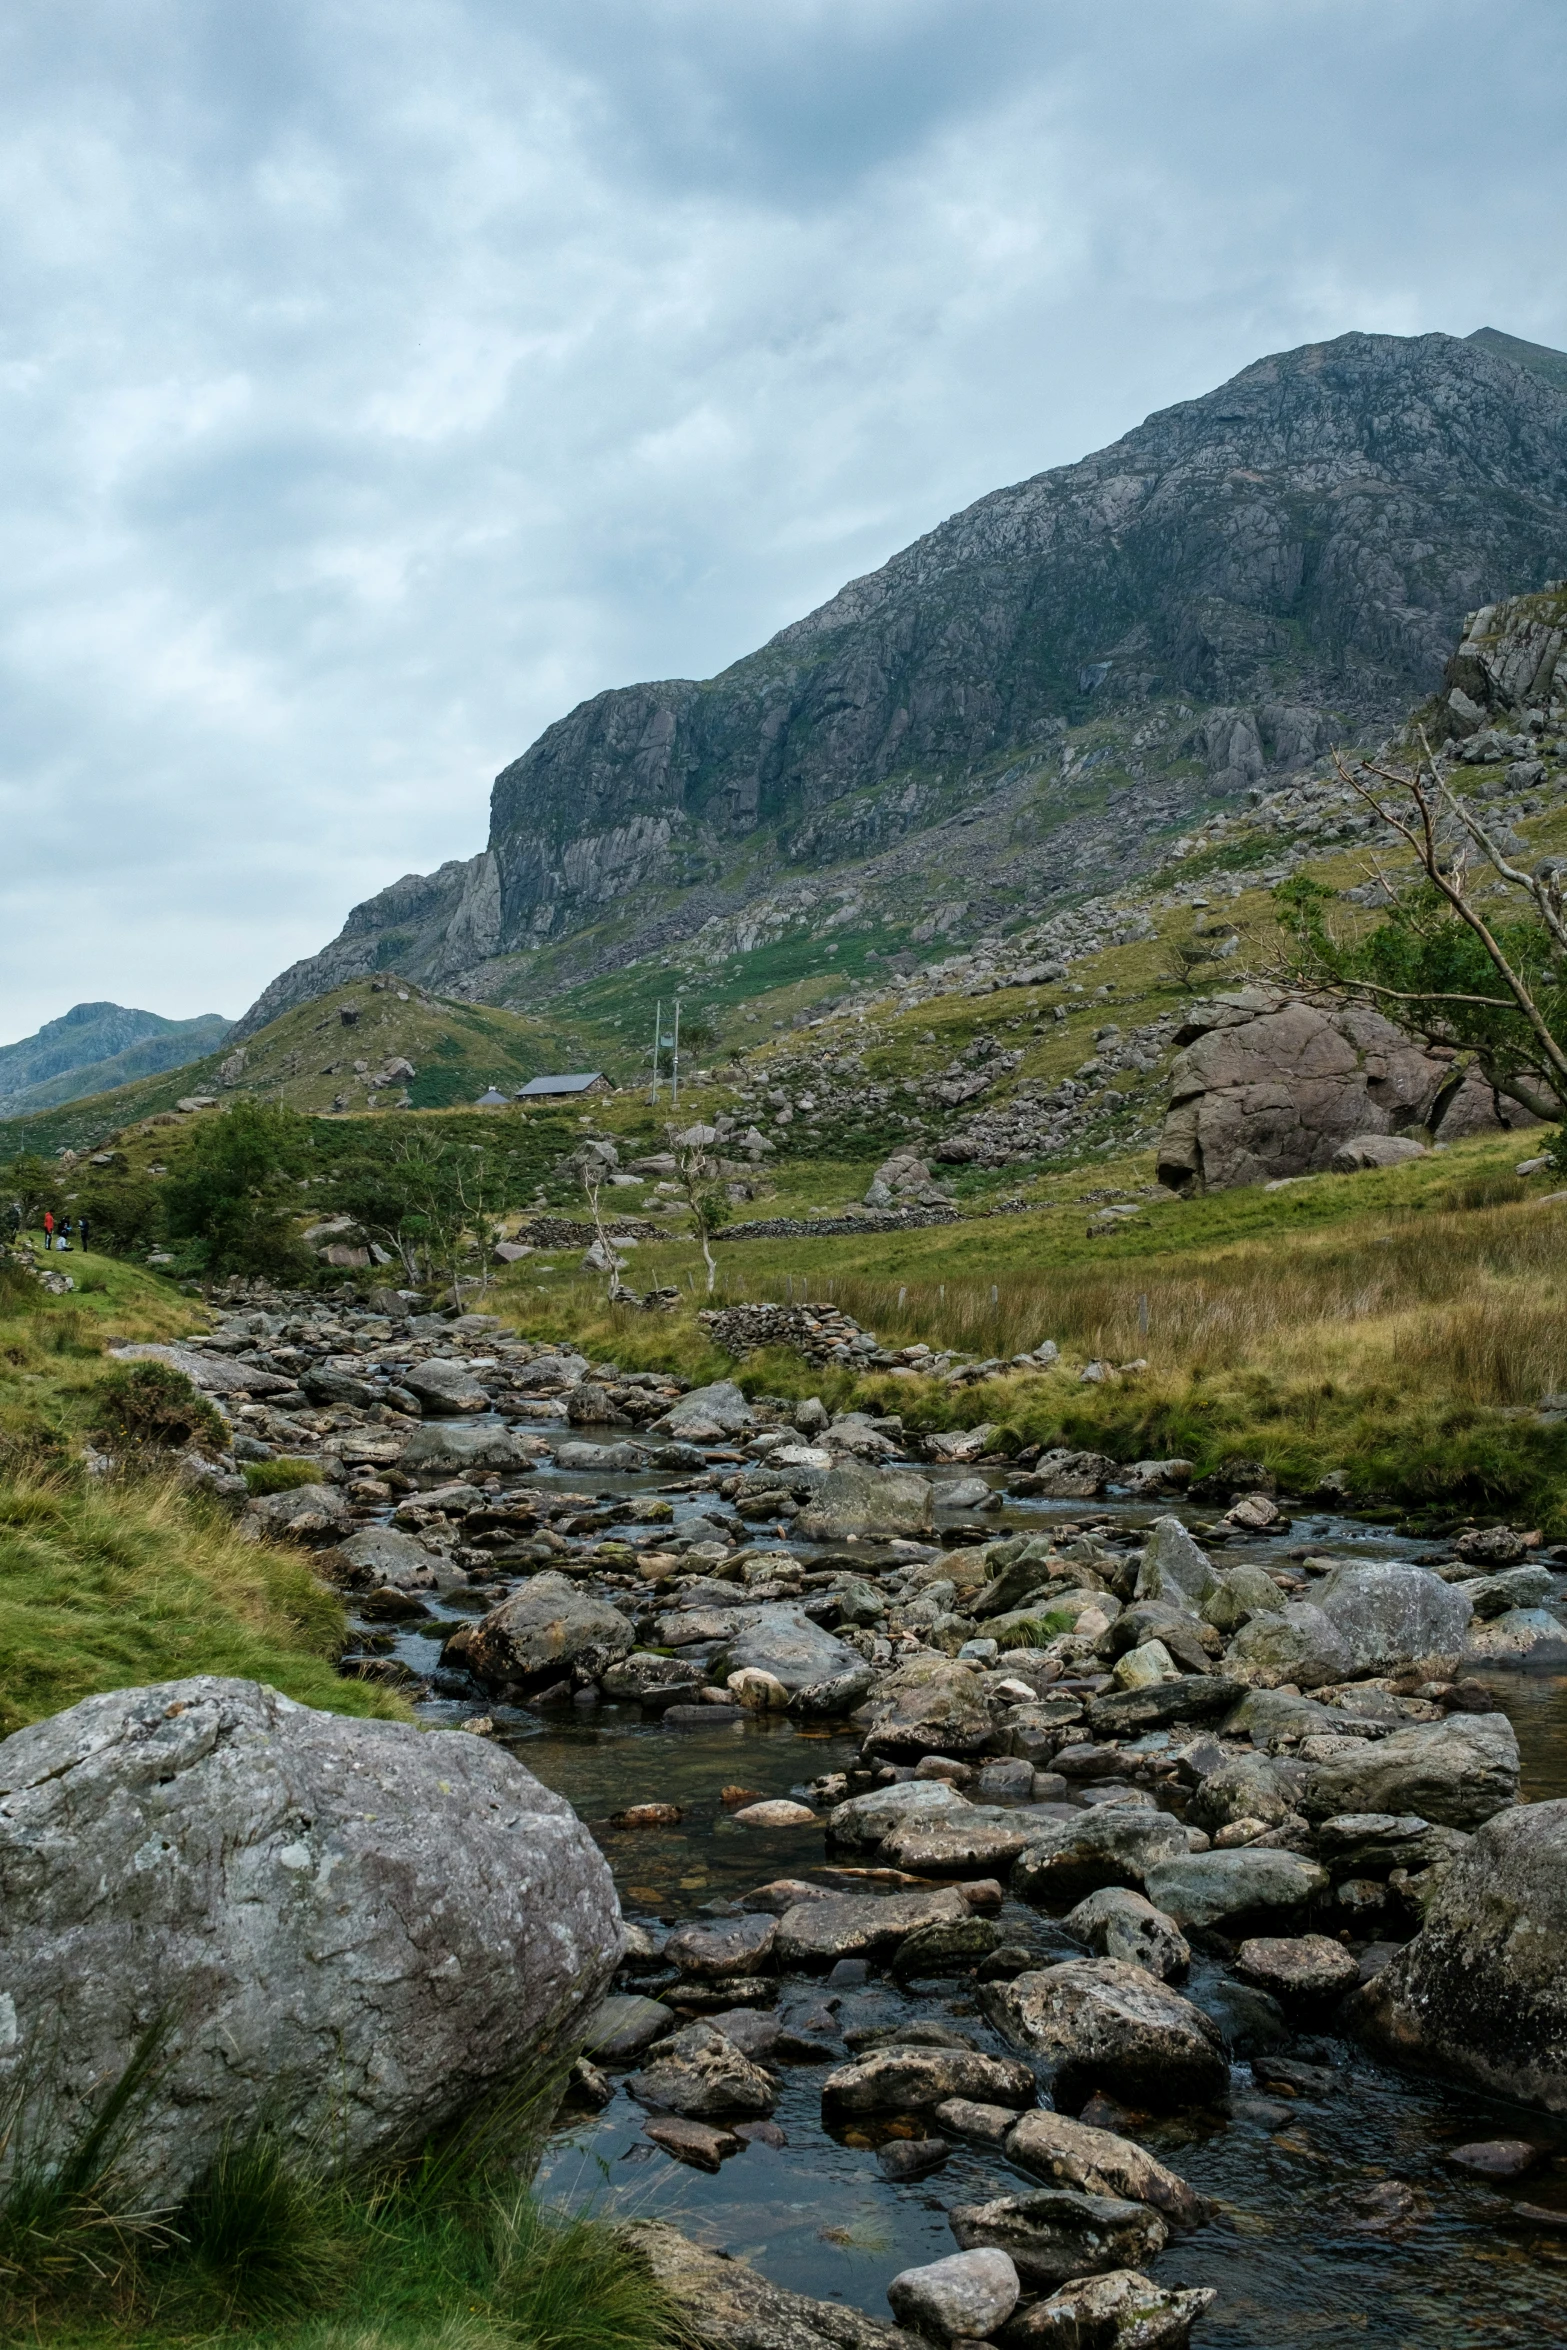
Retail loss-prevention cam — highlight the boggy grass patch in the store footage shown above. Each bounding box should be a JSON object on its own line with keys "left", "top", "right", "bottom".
{"left": 0, "top": 1470, "right": 406, "bottom": 1734}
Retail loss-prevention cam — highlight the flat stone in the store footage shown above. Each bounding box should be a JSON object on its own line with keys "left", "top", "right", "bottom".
{"left": 822, "top": 2046, "right": 1035, "bottom": 2114}
{"left": 1087, "top": 1677, "right": 1243, "bottom": 1736}
{"left": 1236, "top": 1935, "right": 1359, "bottom": 1999}
{"left": 828, "top": 1779, "right": 974, "bottom": 1852}
{"left": 582, "top": 1993, "right": 676, "bottom": 2062}
{"left": 643, "top": 2115, "right": 743, "bottom": 2170}
{"left": 1007, "top": 2268, "right": 1216, "bottom": 2348}
{"left": 1142, "top": 1850, "right": 1329, "bottom": 1929}
{"left": 732, "top": 1799, "right": 818, "bottom": 1827}
{"left": 983, "top": 1959, "right": 1228, "bottom": 2110}
{"left": 630, "top": 2218, "right": 912, "bottom": 2350}
{"left": 887, "top": 2248, "right": 1020, "bottom": 2341}
{"left": 398, "top": 1420, "right": 528, "bottom": 1473}
{"left": 1225, "top": 1602, "right": 1355, "bottom": 1688}
{"left": 1297, "top": 1712, "right": 1520, "bottom": 1829}
{"left": 934, "top": 2097, "right": 1021, "bottom": 2146}
{"left": 717, "top": 1606, "right": 868, "bottom": 1695}
{"left": 890, "top": 1917, "right": 1002, "bottom": 1980}
{"left": 796, "top": 1462, "right": 935, "bottom": 1542}
{"left": 600, "top": 1652, "right": 709, "bottom": 1708}
{"left": 948, "top": 2186, "right": 1167, "bottom": 2290}
{"left": 775, "top": 1887, "right": 971, "bottom": 1967}
{"left": 878, "top": 2136, "right": 952, "bottom": 2182}
{"left": 1012, "top": 1809, "right": 1190, "bottom": 1904}
{"left": 664, "top": 1914, "right": 779, "bottom": 1979}
{"left": 885, "top": 1808, "right": 1057, "bottom": 1875}
{"left": 1446, "top": 2139, "right": 1541, "bottom": 2177}
{"left": 1004, "top": 2109, "right": 1207, "bottom": 2228}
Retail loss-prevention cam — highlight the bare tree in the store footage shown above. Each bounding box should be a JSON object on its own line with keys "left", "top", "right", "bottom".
{"left": 665, "top": 1123, "right": 731, "bottom": 1295}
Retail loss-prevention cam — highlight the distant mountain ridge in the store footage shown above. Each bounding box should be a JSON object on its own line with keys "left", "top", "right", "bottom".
{"left": 0, "top": 1002, "right": 232, "bottom": 1123}
{"left": 237, "top": 325, "right": 1567, "bottom": 1035}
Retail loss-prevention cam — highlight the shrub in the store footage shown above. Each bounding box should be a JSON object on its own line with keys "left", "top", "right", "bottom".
{"left": 90, "top": 1361, "right": 227, "bottom": 1457}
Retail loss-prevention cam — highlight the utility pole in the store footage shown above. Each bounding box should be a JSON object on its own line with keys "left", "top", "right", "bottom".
{"left": 670, "top": 994, "right": 683, "bottom": 1109}
{"left": 650, "top": 998, "right": 662, "bottom": 1107}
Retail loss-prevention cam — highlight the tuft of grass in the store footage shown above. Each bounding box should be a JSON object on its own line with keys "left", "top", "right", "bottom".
{"left": 0, "top": 1471, "right": 406, "bottom": 1734}
{"left": 244, "top": 1456, "right": 329, "bottom": 1497}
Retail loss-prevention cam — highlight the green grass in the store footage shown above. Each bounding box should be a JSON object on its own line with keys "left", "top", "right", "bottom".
{"left": 0, "top": 1472, "right": 407, "bottom": 1736}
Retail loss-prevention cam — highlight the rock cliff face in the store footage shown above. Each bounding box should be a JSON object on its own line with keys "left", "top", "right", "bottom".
{"left": 240, "top": 329, "right": 1567, "bottom": 1032}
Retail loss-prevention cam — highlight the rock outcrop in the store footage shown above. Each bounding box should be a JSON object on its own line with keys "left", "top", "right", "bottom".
{"left": 0, "top": 1677, "right": 621, "bottom": 2201}
{"left": 238, "top": 331, "right": 1567, "bottom": 1026}
{"left": 1155, "top": 990, "right": 1524, "bottom": 1194}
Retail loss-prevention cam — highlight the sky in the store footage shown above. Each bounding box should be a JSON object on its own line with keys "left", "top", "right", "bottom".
{"left": 2, "top": 0, "right": 1566, "bottom": 1041}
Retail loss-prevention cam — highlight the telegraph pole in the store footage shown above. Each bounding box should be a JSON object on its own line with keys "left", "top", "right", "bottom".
{"left": 670, "top": 994, "right": 683, "bottom": 1109}
{"left": 650, "top": 998, "right": 662, "bottom": 1106}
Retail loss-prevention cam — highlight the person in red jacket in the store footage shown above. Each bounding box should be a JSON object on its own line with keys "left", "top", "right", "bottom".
{"left": 42, "top": 1208, "right": 54, "bottom": 1251}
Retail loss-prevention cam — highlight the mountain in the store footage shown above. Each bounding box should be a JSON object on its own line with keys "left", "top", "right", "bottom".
{"left": 236, "top": 327, "right": 1567, "bottom": 1037}
{"left": 0, "top": 1003, "right": 232, "bottom": 1123}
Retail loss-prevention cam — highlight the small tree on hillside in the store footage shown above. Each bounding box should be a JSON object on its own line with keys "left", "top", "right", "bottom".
{"left": 1276, "top": 738, "right": 1567, "bottom": 1138}
{"left": 162, "top": 1101, "right": 313, "bottom": 1277}
{"left": 665, "top": 1123, "right": 731, "bottom": 1295}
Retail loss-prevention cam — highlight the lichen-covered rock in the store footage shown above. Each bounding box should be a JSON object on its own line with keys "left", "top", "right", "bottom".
{"left": 1008, "top": 2267, "right": 1217, "bottom": 2349}
{"left": 629, "top": 2218, "right": 920, "bottom": 2350}
{"left": 795, "top": 1463, "right": 934, "bottom": 1543}
{"left": 651, "top": 1380, "right": 755, "bottom": 1438}
{"left": 1314, "top": 1561, "right": 1471, "bottom": 1673}
{"left": 1135, "top": 1519, "right": 1218, "bottom": 1612}
{"left": 949, "top": 2185, "right": 1168, "bottom": 2289}
{"left": 1296, "top": 1712, "right": 1520, "bottom": 1829}
{"left": 1004, "top": 2110, "right": 1207, "bottom": 2227}
{"left": 405, "top": 1357, "right": 491, "bottom": 1415}
{"left": 774, "top": 1887, "right": 971, "bottom": 1968}
{"left": 822, "top": 2045, "right": 1035, "bottom": 2114}
{"left": 861, "top": 1657, "right": 996, "bottom": 1758}
{"left": 887, "top": 2248, "right": 1019, "bottom": 2343}
{"left": 827, "top": 1778, "right": 974, "bottom": 1852}
{"left": 628, "top": 2020, "right": 779, "bottom": 2118}
{"left": 982, "top": 1959, "right": 1228, "bottom": 2110}
{"left": 398, "top": 1419, "right": 529, "bottom": 1473}
{"left": 464, "top": 1571, "right": 634, "bottom": 1690}
{"left": 1063, "top": 1888, "right": 1190, "bottom": 1982}
{"left": 1012, "top": 1809, "right": 1190, "bottom": 1904}
{"left": 1225, "top": 1600, "right": 1355, "bottom": 1688}
{"left": 1141, "top": 1850, "right": 1329, "bottom": 1930}
{"left": 716, "top": 1606, "right": 868, "bottom": 1696}
{"left": 1353, "top": 1797, "right": 1567, "bottom": 2110}
{"left": 0, "top": 1677, "right": 620, "bottom": 2202}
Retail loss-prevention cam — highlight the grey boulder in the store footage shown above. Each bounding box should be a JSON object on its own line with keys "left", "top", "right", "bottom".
{"left": 774, "top": 1887, "right": 970, "bottom": 1967}
{"left": 336, "top": 1525, "right": 438, "bottom": 1590}
{"left": 1296, "top": 1712, "right": 1520, "bottom": 1829}
{"left": 862, "top": 1657, "right": 996, "bottom": 1758}
{"left": 464, "top": 1572, "right": 633, "bottom": 1689}
{"left": 983, "top": 1959, "right": 1228, "bottom": 2109}
{"left": 1012, "top": 1808, "right": 1190, "bottom": 1904}
{"left": 664, "top": 1914, "right": 779, "bottom": 1979}
{"left": 795, "top": 1462, "right": 934, "bottom": 1542}
{"left": 630, "top": 2219, "right": 915, "bottom": 2350}
{"left": 651, "top": 1380, "right": 755, "bottom": 1438}
{"left": 887, "top": 2248, "right": 1020, "bottom": 2343}
{"left": 716, "top": 1606, "right": 868, "bottom": 1695}
{"left": 1225, "top": 1601, "right": 1355, "bottom": 1688}
{"left": 628, "top": 2020, "right": 778, "bottom": 2117}
{"left": 949, "top": 2186, "right": 1167, "bottom": 2290}
{"left": 398, "top": 1420, "right": 528, "bottom": 1474}
{"left": 1142, "top": 1850, "right": 1329, "bottom": 1930}
{"left": 1063, "top": 1887, "right": 1190, "bottom": 1982}
{"left": 828, "top": 1777, "right": 975, "bottom": 1853}
{"left": 822, "top": 2046, "right": 1035, "bottom": 2113}
{"left": 1010, "top": 2269, "right": 1216, "bottom": 2349}
{"left": 405, "top": 1358, "right": 491, "bottom": 1415}
{"left": 0, "top": 1677, "right": 620, "bottom": 2203}
{"left": 244, "top": 1482, "right": 351, "bottom": 1540}
{"left": 599, "top": 1652, "right": 709, "bottom": 1709}
{"left": 1354, "top": 1796, "right": 1567, "bottom": 2111}
{"left": 1314, "top": 1560, "right": 1471, "bottom": 1672}
{"left": 582, "top": 1994, "right": 677, "bottom": 2063}
{"left": 1134, "top": 1518, "right": 1218, "bottom": 1612}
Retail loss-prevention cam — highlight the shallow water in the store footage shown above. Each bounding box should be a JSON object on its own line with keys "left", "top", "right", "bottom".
{"left": 385, "top": 1423, "right": 1567, "bottom": 2349}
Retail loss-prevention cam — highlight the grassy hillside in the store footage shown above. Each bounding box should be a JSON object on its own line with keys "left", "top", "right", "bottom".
{"left": 0, "top": 1255, "right": 403, "bottom": 1734}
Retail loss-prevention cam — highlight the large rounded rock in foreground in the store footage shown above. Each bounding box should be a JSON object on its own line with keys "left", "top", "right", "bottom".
{"left": 982, "top": 1959, "right": 1228, "bottom": 2110}
{"left": 0, "top": 1677, "right": 621, "bottom": 2201}
{"left": 1354, "top": 1797, "right": 1567, "bottom": 2111}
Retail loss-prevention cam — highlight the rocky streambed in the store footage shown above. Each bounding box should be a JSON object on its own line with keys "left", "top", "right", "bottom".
{"left": 104, "top": 1294, "right": 1567, "bottom": 2349}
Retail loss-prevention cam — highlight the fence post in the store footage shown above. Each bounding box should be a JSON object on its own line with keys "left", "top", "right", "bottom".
{"left": 897, "top": 1286, "right": 906, "bottom": 1310}
{"left": 990, "top": 1284, "right": 998, "bottom": 1306}
{"left": 1138, "top": 1293, "right": 1150, "bottom": 1339}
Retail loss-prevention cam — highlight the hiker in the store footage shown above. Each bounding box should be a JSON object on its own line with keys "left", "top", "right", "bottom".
{"left": 77, "top": 1213, "right": 91, "bottom": 1254}
{"left": 42, "top": 1208, "right": 54, "bottom": 1250}
{"left": 56, "top": 1216, "right": 72, "bottom": 1251}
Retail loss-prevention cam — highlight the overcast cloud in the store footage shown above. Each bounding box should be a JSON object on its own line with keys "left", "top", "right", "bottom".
{"left": 2, "top": 0, "right": 1565, "bottom": 1037}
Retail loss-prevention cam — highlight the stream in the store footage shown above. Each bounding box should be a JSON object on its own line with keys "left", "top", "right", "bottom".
{"left": 367, "top": 1418, "right": 1567, "bottom": 2350}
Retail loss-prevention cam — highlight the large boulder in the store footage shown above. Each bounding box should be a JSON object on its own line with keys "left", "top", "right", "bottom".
{"left": 1011, "top": 2269, "right": 1217, "bottom": 2349}
{"left": 795, "top": 1462, "right": 934, "bottom": 1542}
{"left": 1141, "top": 1850, "right": 1329, "bottom": 1931}
{"left": 462, "top": 1572, "right": 633, "bottom": 1690}
{"left": 649, "top": 1380, "right": 754, "bottom": 1440}
{"left": 887, "top": 2250, "right": 1020, "bottom": 2343}
{"left": 827, "top": 1778, "right": 975, "bottom": 1852}
{"left": 243, "top": 1482, "right": 353, "bottom": 1541}
{"left": 822, "top": 2046, "right": 1035, "bottom": 2114}
{"left": 398, "top": 1420, "right": 529, "bottom": 1474}
{"left": 1012, "top": 1810, "right": 1191, "bottom": 1905}
{"left": 1224, "top": 1601, "right": 1355, "bottom": 1688}
{"left": 1314, "top": 1561, "right": 1471, "bottom": 1672}
{"left": 0, "top": 1678, "right": 620, "bottom": 2202}
{"left": 861, "top": 1657, "right": 996, "bottom": 1758}
{"left": 1155, "top": 991, "right": 1498, "bottom": 1195}
{"left": 1354, "top": 1798, "right": 1567, "bottom": 2110}
{"left": 1296, "top": 1712, "right": 1520, "bottom": 1829}
{"left": 1134, "top": 1519, "right": 1218, "bottom": 1612}
{"left": 405, "top": 1358, "right": 491, "bottom": 1415}
{"left": 983, "top": 1960, "right": 1228, "bottom": 2109}
{"left": 774, "top": 1887, "right": 970, "bottom": 1967}
{"left": 1063, "top": 1888, "right": 1190, "bottom": 1982}
{"left": 714, "top": 1605, "right": 867, "bottom": 1695}
{"left": 628, "top": 2020, "right": 777, "bottom": 2118}
{"left": 336, "top": 1526, "right": 439, "bottom": 1590}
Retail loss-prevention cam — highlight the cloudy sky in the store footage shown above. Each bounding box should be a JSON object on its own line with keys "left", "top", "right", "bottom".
{"left": 2, "top": 0, "right": 1565, "bottom": 1039}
